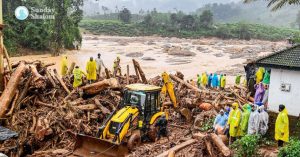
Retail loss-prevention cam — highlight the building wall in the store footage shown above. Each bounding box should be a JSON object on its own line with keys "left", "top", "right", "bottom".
{"left": 269, "top": 68, "right": 300, "bottom": 116}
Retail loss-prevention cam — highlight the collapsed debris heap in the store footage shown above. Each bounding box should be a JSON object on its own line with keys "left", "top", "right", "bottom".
{"left": 0, "top": 59, "right": 252, "bottom": 157}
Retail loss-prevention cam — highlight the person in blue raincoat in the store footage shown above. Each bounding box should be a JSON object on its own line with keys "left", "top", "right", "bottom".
{"left": 212, "top": 73, "right": 219, "bottom": 88}
{"left": 213, "top": 109, "right": 228, "bottom": 134}
{"left": 208, "top": 73, "right": 213, "bottom": 88}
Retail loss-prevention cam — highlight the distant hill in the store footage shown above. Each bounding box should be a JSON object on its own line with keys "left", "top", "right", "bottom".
{"left": 196, "top": 1, "right": 298, "bottom": 28}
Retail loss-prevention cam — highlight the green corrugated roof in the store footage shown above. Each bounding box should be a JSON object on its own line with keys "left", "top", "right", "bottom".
{"left": 255, "top": 44, "right": 300, "bottom": 70}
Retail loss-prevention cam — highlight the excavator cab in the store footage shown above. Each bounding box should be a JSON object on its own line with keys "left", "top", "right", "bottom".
{"left": 72, "top": 84, "right": 165, "bottom": 157}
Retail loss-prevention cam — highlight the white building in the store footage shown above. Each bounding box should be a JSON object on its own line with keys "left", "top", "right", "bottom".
{"left": 254, "top": 45, "right": 300, "bottom": 116}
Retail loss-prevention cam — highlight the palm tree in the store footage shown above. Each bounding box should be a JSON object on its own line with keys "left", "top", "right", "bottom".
{"left": 244, "top": 0, "right": 300, "bottom": 10}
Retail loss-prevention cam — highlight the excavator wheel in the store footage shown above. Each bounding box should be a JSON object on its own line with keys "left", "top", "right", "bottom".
{"left": 127, "top": 132, "right": 141, "bottom": 151}
{"left": 148, "top": 119, "right": 159, "bottom": 142}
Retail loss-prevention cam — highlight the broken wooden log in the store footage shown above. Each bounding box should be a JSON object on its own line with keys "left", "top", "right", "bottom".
{"left": 6, "top": 90, "right": 19, "bottom": 116}
{"left": 30, "top": 65, "right": 46, "bottom": 89}
{"left": 168, "top": 150, "right": 175, "bottom": 157}
{"left": 132, "top": 59, "right": 147, "bottom": 84}
{"left": 68, "top": 62, "right": 75, "bottom": 75}
{"left": 45, "top": 70, "right": 57, "bottom": 88}
{"left": 81, "top": 78, "right": 119, "bottom": 95}
{"left": 204, "top": 138, "right": 215, "bottom": 157}
{"left": 211, "top": 133, "right": 231, "bottom": 157}
{"left": 16, "top": 77, "right": 32, "bottom": 106}
{"left": 53, "top": 69, "right": 71, "bottom": 94}
{"left": 156, "top": 139, "right": 197, "bottom": 157}
{"left": 0, "top": 62, "right": 26, "bottom": 118}
{"left": 75, "top": 104, "right": 97, "bottom": 111}
{"left": 3, "top": 46, "right": 12, "bottom": 72}
{"left": 170, "top": 74, "right": 202, "bottom": 93}
{"left": 94, "top": 99, "right": 111, "bottom": 115}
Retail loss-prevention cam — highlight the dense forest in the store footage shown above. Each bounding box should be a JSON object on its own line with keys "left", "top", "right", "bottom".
{"left": 3, "top": 0, "right": 83, "bottom": 55}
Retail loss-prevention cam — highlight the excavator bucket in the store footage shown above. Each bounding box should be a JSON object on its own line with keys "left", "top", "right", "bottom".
{"left": 72, "top": 134, "right": 128, "bottom": 157}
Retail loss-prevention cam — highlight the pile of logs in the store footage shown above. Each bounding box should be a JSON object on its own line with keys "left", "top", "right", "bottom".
{"left": 0, "top": 58, "right": 251, "bottom": 157}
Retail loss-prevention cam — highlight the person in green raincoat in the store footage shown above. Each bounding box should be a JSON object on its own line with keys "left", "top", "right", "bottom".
{"left": 235, "top": 74, "right": 241, "bottom": 85}
{"left": 73, "top": 66, "right": 86, "bottom": 88}
{"left": 220, "top": 74, "right": 226, "bottom": 90}
{"left": 275, "top": 104, "right": 289, "bottom": 147}
{"left": 263, "top": 70, "right": 270, "bottom": 85}
{"left": 61, "top": 55, "right": 68, "bottom": 76}
{"left": 238, "top": 104, "right": 251, "bottom": 137}
{"left": 197, "top": 74, "right": 201, "bottom": 89}
{"left": 227, "top": 102, "right": 241, "bottom": 143}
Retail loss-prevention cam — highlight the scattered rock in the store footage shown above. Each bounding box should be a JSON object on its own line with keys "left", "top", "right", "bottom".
{"left": 164, "top": 46, "right": 196, "bottom": 56}
{"left": 126, "top": 52, "right": 144, "bottom": 58}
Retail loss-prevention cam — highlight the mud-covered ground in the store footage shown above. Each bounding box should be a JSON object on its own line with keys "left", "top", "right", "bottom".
{"left": 11, "top": 35, "right": 288, "bottom": 84}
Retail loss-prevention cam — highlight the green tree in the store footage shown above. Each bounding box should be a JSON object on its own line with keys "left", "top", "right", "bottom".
{"left": 180, "top": 15, "right": 196, "bottom": 30}
{"left": 119, "top": 8, "right": 131, "bottom": 23}
{"left": 143, "top": 14, "right": 153, "bottom": 27}
{"left": 199, "top": 10, "right": 213, "bottom": 29}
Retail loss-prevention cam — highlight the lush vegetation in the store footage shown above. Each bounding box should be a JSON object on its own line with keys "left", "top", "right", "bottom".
{"left": 231, "top": 134, "right": 260, "bottom": 157}
{"left": 80, "top": 19, "right": 300, "bottom": 41}
{"left": 278, "top": 138, "right": 300, "bottom": 157}
{"left": 3, "top": 0, "right": 83, "bottom": 55}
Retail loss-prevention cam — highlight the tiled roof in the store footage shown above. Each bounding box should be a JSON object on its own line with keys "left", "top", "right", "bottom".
{"left": 254, "top": 44, "right": 300, "bottom": 70}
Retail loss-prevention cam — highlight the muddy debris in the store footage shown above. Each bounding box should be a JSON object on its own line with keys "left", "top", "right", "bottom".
{"left": 164, "top": 46, "right": 196, "bottom": 57}
{"left": 126, "top": 52, "right": 144, "bottom": 58}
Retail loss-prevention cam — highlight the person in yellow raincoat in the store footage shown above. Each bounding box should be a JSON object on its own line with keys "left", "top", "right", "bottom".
{"left": 255, "top": 67, "right": 265, "bottom": 84}
{"left": 220, "top": 74, "right": 226, "bottom": 90}
{"left": 201, "top": 72, "right": 208, "bottom": 88}
{"left": 73, "top": 66, "right": 86, "bottom": 88}
{"left": 86, "top": 57, "right": 97, "bottom": 83}
{"left": 275, "top": 104, "right": 289, "bottom": 147}
{"left": 238, "top": 104, "right": 251, "bottom": 137}
{"left": 61, "top": 55, "right": 68, "bottom": 76}
{"left": 227, "top": 102, "right": 241, "bottom": 143}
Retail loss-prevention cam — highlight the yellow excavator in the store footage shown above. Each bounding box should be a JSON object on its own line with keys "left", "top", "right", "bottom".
{"left": 72, "top": 72, "right": 191, "bottom": 157}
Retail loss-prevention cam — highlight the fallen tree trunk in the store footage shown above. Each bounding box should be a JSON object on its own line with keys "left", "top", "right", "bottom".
{"left": 0, "top": 62, "right": 26, "bottom": 118}
{"left": 204, "top": 138, "right": 215, "bottom": 157}
{"left": 45, "top": 70, "right": 56, "bottom": 88}
{"left": 156, "top": 139, "right": 197, "bottom": 157}
{"left": 75, "top": 104, "right": 97, "bottom": 111}
{"left": 132, "top": 59, "right": 147, "bottom": 84}
{"left": 169, "top": 74, "right": 202, "bottom": 93}
{"left": 81, "top": 78, "right": 119, "bottom": 95}
{"left": 211, "top": 133, "right": 231, "bottom": 157}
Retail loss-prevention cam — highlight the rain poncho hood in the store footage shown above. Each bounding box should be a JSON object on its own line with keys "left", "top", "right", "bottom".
{"left": 275, "top": 108, "right": 289, "bottom": 142}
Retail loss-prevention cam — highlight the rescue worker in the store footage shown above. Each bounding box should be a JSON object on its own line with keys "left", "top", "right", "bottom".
{"left": 275, "top": 104, "right": 289, "bottom": 147}
{"left": 262, "top": 69, "right": 270, "bottom": 85}
{"left": 254, "top": 82, "right": 265, "bottom": 104}
{"left": 73, "top": 66, "right": 86, "bottom": 88}
{"left": 208, "top": 73, "right": 213, "bottom": 88}
{"left": 235, "top": 74, "right": 241, "bottom": 85}
{"left": 113, "top": 56, "right": 121, "bottom": 76}
{"left": 61, "top": 55, "right": 68, "bottom": 76}
{"left": 212, "top": 73, "right": 219, "bottom": 89}
{"left": 258, "top": 106, "right": 269, "bottom": 135}
{"left": 238, "top": 104, "right": 251, "bottom": 137}
{"left": 220, "top": 74, "right": 226, "bottom": 90}
{"left": 218, "top": 74, "right": 223, "bottom": 88}
{"left": 95, "top": 53, "right": 106, "bottom": 78}
{"left": 227, "top": 102, "right": 241, "bottom": 144}
{"left": 201, "top": 72, "right": 208, "bottom": 88}
{"left": 262, "top": 84, "right": 269, "bottom": 108}
{"left": 86, "top": 57, "right": 97, "bottom": 84}
{"left": 197, "top": 74, "right": 201, "bottom": 89}
{"left": 190, "top": 79, "right": 196, "bottom": 87}
{"left": 213, "top": 109, "right": 228, "bottom": 135}
{"left": 248, "top": 104, "right": 259, "bottom": 135}
{"left": 255, "top": 67, "right": 265, "bottom": 84}
{"left": 155, "top": 114, "right": 168, "bottom": 140}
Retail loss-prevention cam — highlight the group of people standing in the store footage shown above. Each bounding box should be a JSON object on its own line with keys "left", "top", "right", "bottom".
{"left": 60, "top": 53, "right": 122, "bottom": 88}
{"left": 196, "top": 73, "right": 227, "bottom": 90}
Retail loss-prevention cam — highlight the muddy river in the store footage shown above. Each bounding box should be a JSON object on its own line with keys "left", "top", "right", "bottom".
{"left": 11, "top": 34, "right": 288, "bottom": 84}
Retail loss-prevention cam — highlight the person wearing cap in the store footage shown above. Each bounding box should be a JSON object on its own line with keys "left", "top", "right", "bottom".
{"left": 227, "top": 102, "right": 241, "bottom": 143}
{"left": 61, "top": 55, "right": 68, "bottom": 76}
{"left": 275, "top": 104, "right": 289, "bottom": 147}
{"left": 86, "top": 57, "right": 97, "bottom": 84}
{"left": 73, "top": 66, "right": 86, "bottom": 88}
{"left": 155, "top": 114, "right": 168, "bottom": 140}
{"left": 238, "top": 104, "right": 251, "bottom": 137}
{"left": 258, "top": 106, "right": 269, "bottom": 135}
{"left": 248, "top": 104, "right": 259, "bottom": 135}
{"left": 95, "top": 53, "right": 106, "bottom": 78}
{"left": 213, "top": 109, "right": 228, "bottom": 135}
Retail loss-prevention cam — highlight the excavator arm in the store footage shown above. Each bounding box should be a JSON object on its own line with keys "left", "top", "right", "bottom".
{"left": 161, "top": 72, "right": 191, "bottom": 122}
